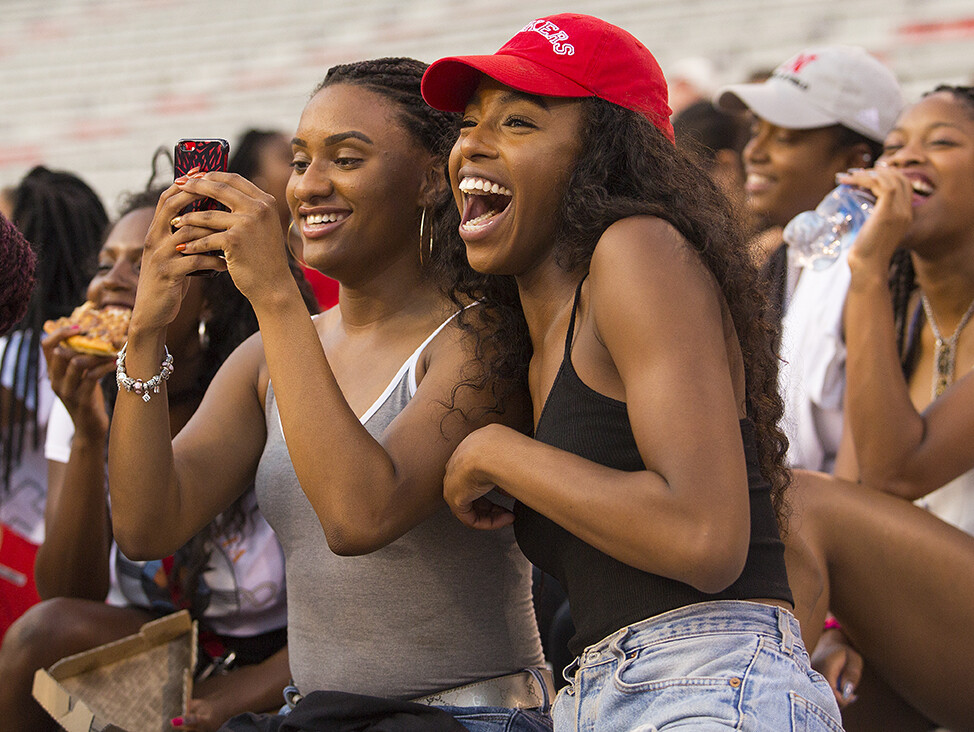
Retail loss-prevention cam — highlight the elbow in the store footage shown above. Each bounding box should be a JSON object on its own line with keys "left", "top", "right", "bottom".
{"left": 858, "top": 466, "right": 928, "bottom": 501}
{"left": 320, "top": 518, "right": 390, "bottom": 557}
{"left": 112, "top": 523, "right": 174, "bottom": 561}
{"left": 684, "top": 523, "right": 749, "bottom": 595}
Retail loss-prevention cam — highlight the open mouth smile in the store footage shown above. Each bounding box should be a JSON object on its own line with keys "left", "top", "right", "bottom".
{"left": 300, "top": 210, "right": 350, "bottom": 238}
{"left": 459, "top": 176, "right": 513, "bottom": 232}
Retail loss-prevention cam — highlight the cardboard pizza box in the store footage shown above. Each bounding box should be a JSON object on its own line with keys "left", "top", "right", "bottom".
{"left": 32, "top": 610, "right": 196, "bottom": 732}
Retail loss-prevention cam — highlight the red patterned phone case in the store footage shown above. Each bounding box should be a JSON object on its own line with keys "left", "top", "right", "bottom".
{"left": 174, "top": 138, "right": 230, "bottom": 214}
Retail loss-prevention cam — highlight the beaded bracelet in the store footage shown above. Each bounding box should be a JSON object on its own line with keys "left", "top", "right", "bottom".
{"left": 116, "top": 342, "right": 173, "bottom": 403}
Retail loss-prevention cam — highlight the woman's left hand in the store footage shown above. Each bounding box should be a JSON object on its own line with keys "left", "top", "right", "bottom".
{"left": 443, "top": 424, "right": 516, "bottom": 530}
{"left": 836, "top": 165, "right": 914, "bottom": 269}
{"left": 170, "top": 171, "right": 293, "bottom": 308}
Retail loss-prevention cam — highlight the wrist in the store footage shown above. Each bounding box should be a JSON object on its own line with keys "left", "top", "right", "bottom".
{"left": 249, "top": 277, "right": 306, "bottom": 319}
{"left": 467, "top": 423, "right": 518, "bottom": 488}
{"left": 846, "top": 252, "right": 891, "bottom": 294}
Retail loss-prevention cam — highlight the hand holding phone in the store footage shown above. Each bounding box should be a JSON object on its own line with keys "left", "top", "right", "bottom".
{"left": 174, "top": 138, "right": 230, "bottom": 275}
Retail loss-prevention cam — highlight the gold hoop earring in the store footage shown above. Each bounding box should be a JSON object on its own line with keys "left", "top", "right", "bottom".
{"left": 419, "top": 208, "right": 434, "bottom": 264}
{"left": 198, "top": 319, "right": 210, "bottom": 350}
{"left": 286, "top": 219, "right": 309, "bottom": 268}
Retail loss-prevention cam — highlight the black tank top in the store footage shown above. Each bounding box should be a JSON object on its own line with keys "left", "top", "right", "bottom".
{"left": 515, "top": 280, "right": 793, "bottom": 656}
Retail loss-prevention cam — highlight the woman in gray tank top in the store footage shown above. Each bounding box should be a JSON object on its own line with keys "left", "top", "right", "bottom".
{"left": 107, "top": 58, "right": 550, "bottom": 731}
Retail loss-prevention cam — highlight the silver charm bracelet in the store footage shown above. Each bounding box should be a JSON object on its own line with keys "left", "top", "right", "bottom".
{"left": 116, "top": 342, "right": 173, "bottom": 403}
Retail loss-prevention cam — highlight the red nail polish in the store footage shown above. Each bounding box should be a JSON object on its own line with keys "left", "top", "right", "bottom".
{"left": 174, "top": 175, "right": 188, "bottom": 185}
{"left": 175, "top": 243, "right": 186, "bottom": 252}
{"left": 171, "top": 717, "right": 184, "bottom": 727}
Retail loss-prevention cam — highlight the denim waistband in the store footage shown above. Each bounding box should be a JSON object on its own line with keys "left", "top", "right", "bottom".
{"left": 577, "top": 600, "right": 802, "bottom": 667}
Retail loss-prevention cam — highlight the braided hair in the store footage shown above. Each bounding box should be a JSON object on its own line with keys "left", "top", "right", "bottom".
{"left": 0, "top": 167, "right": 108, "bottom": 494}
{"left": 890, "top": 85, "right": 974, "bottom": 378}
{"left": 0, "top": 212, "right": 36, "bottom": 336}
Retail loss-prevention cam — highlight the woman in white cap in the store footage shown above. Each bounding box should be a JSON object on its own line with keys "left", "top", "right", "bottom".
{"left": 715, "top": 47, "right": 904, "bottom": 476}
{"left": 423, "top": 13, "right": 842, "bottom": 731}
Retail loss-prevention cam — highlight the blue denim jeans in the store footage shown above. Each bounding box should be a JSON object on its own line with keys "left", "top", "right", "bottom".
{"left": 437, "top": 667, "right": 553, "bottom": 732}
{"left": 436, "top": 704, "right": 553, "bottom": 732}
{"left": 552, "top": 600, "right": 843, "bottom": 731}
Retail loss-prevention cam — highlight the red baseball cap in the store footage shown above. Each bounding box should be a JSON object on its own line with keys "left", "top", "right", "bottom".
{"left": 421, "top": 14, "right": 674, "bottom": 143}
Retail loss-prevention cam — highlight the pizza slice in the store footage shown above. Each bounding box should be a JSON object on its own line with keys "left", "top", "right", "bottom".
{"left": 43, "top": 301, "right": 131, "bottom": 357}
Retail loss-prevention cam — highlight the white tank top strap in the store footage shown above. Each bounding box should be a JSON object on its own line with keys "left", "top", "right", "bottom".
{"left": 278, "top": 306, "right": 474, "bottom": 432}
{"left": 406, "top": 306, "right": 470, "bottom": 395}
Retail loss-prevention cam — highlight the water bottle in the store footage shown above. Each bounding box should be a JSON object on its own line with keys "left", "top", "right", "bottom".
{"left": 782, "top": 184, "right": 875, "bottom": 270}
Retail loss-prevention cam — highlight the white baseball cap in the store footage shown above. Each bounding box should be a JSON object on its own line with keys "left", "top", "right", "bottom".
{"left": 714, "top": 46, "right": 903, "bottom": 142}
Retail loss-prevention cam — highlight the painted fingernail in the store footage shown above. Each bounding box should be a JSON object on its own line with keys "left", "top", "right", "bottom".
{"left": 187, "top": 166, "right": 200, "bottom": 175}
{"left": 175, "top": 243, "right": 186, "bottom": 252}
{"left": 842, "top": 681, "right": 855, "bottom": 699}
{"left": 170, "top": 216, "right": 181, "bottom": 228}
{"left": 174, "top": 175, "right": 188, "bottom": 185}
{"left": 190, "top": 170, "right": 207, "bottom": 179}
{"left": 171, "top": 718, "right": 184, "bottom": 727}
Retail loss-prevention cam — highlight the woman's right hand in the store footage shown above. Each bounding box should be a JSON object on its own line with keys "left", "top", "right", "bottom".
{"left": 836, "top": 165, "right": 914, "bottom": 272}
{"left": 130, "top": 175, "right": 227, "bottom": 337}
{"left": 41, "top": 327, "right": 113, "bottom": 439}
{"left": 811, "top": 627, "right": 863, "bottom": 708}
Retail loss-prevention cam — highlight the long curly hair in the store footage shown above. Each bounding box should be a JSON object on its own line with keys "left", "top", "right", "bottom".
{"left": 445, "top": 98, "right": 792, "bottom": 523}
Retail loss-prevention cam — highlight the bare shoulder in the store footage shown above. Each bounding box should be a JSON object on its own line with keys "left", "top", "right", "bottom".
{"left": 589, "top": 216, "right": 716, "bottom": 304}
{"left": 213, "top": 329, "right": 270, "bottom": 405}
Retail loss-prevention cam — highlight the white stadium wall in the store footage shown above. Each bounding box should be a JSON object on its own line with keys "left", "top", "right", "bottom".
{"left": 0, "top": 0, "right": 971, "bottom": 211}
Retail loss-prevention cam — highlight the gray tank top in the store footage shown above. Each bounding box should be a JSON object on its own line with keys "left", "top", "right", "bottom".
{"left": 255, "top": 315, "right": 543, "bottom": 698}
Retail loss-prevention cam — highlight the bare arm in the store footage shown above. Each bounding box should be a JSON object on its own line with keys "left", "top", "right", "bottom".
{"left": 445, "top": 217, "right": 751, "bottom": 593}
{"left": 107, "top": 183, "right": 268, "bottom": 560}
{"left": 34, "top": 331, "right": 114, "bottom": 599}
{"left": 175, "top": 172, "right": 530, "bottom": 555}
{"left": 841, "top": 167, "right": 974, "bottom": 498}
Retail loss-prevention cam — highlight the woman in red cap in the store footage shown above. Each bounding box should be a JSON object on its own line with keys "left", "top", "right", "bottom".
{"left": 423, "top": 14, "right": 842, "bottom": 730}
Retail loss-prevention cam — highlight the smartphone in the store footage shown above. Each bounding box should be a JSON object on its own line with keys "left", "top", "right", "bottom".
{"left": 174, "top": 138, "right": 230, "bottom": 215}
{"left": 174, "top": 138, "right": 229, "bottom": 274}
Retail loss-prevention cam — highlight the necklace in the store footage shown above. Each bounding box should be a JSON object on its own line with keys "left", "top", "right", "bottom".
{"left": 921, "top": 291, "right": 974, "bottom": 399}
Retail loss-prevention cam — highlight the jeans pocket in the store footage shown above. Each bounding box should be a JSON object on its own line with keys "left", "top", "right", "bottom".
{"left": 790, "top": 691, "right": 845, "bottom": 732}
{"left": 613, "top": 633, "right": 757, "bottom": 693}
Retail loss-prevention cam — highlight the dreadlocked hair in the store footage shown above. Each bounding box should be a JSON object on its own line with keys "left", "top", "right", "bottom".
{"left": 313, "top": 59, "right": 527, "bottom": 419}
{"left": 557, "top": 99, "right": 791, "bottom": 525}
{"left": 0, "top": 213, "right": 35, "bottom": 336}
{"left": 1, "top": 166, "right": 108, "bottom": 495}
